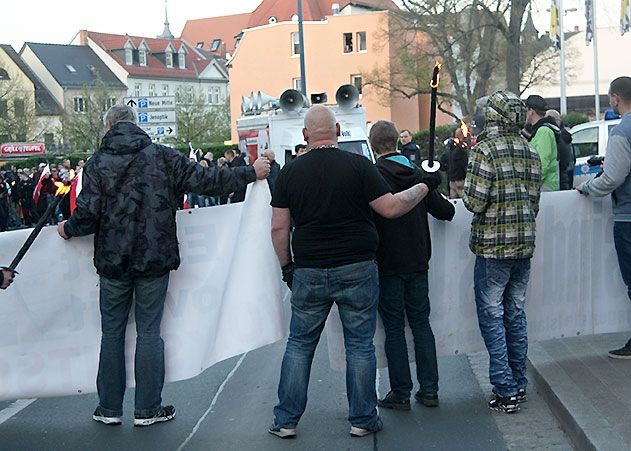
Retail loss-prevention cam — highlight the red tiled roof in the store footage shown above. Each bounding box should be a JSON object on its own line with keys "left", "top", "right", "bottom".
{"left": 86, "top": 31, "right": 214, "bottom": 80}
{"left": 180, "top": 13, "right": 251, "bottom": 53}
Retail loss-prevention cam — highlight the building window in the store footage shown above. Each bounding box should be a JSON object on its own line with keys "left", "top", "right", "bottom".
{"left": 178, "top": 52, "right": 186, "bottom": 69}
{"left": 357, "top": 32, "right": 367, "bottom": 52}
{"left": 207, "top": 87, "right": 214, "bottom": 104}
{"left": 343, "top": 33, "right": 353, "bottom": 53}
{"left": 14, "top": 99, "right": 25, "bottom": 116}
{"left": 291, "top": 32, "right": 301, "bottom": 56}
{"left": 163, "top": 84, "right": 169, "bottom": 96}
{"left": 149, "top": 83, "right": 156, "bottom": 97}
{"left": 0, "top": 100, "right": 7, "bottom": 117}
{"left": 292, "top": 78, "right": 302, "bottom": 91}
{"left": 165, "top": 52, "right": 173, "bottom": 68}
{"left": 73, "top": 97, "right": 86, "bottom": 113}
{"left": 44, "top": 133, "right": 54, "bottom": 148}
{"left": 351, "top": 74, "right": 363, "bottom": 94}
{"left": 125, "top": 49, "right": 133, "bottom": 65}
{"left": 65, "top": 64, "right": 77, "bottom": 73}
{"left": 0, "top": 68, "right": 9, "bottom": 80}
{"left": 139, "top": 50, "right": 147, "bottom": 66}
{"left": 186, "top": 86, "right": 193, "bottom": 103}
{"left": 213, "top": 87, "right": 220, "bottom": 104}
{"left": 134, "top": 83, "right": 142, "bottom": 97}
{"left": 104, "top": 97, "right": 117, "bottom": 109}
{"left": 211, "top": 39, "right": 221, "bottom": 52}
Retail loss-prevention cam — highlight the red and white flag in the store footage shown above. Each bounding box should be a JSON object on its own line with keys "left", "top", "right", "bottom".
{"left": 69, "top": 169, "right": 83, "bottom": 214}
{"left": 33, "top": 164, "right": 50, "bottom": 206}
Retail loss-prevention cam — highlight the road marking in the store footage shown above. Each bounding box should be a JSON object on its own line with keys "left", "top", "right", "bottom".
{"left": 0, "top": 399, "right": 37, "bottom": 425}
{"left": 176, "top": 353, "right": 248, "bottom": 451}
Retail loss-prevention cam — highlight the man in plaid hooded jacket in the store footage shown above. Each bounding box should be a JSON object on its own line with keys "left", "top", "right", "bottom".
{"left": 463, "top": 91, "right": 542, "bottom": 413}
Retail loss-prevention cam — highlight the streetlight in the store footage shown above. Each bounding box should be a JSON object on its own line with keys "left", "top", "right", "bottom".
{"left": 559, "top": 2, "right": 577, "bottom": 115}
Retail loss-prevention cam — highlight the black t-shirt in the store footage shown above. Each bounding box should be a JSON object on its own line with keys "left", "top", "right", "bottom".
{"left": 271, "top": 147, "right": 391, "bottom": 268}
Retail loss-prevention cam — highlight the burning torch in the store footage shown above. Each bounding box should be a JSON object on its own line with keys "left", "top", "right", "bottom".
{"left": 2, "top": 181, "right": 72, "bottom": 274}
{"left": 421, "top": 61, "right": 442, "bottom": 173}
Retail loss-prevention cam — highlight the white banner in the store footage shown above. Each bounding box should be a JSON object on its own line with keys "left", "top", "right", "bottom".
{"left": 326, "top": 191, "right": 631, "bottom": 369}
{"left": 0, "top": 181, "right": 286, "bottom": 401}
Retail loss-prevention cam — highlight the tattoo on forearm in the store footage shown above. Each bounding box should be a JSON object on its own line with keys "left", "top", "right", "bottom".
{"left": 399, "top": 184, "right": 425, "bottom": 205}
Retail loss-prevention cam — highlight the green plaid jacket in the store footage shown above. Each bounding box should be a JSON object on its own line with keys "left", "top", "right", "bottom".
{"left": 463, "top": 123, "right": 542, "bottom": 259}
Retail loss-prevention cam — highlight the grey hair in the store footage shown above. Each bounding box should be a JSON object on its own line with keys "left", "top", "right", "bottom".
{"left": 104, "top": 104, "right": 136, "bottom": 126}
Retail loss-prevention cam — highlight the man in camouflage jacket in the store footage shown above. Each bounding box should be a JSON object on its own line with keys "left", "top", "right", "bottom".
{"left": 463, "top": 91, "right": 541, "bottom": 414}
{"left": 57, "top": 104, "right": 270, "bottom": 427}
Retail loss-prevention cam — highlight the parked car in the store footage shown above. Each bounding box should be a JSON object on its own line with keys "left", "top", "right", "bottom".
{"left": 571, "top": 117, "right": 621, "bottom": 187}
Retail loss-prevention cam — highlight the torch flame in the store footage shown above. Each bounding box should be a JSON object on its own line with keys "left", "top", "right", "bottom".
{"left": 430, "top": 61, "right": 442, "bottom": 89}
{"left": 54, "top": 181, "right": 71, "bottom": 197}
{"left": 460, "top": 121, "right": 470, "bottom": 137}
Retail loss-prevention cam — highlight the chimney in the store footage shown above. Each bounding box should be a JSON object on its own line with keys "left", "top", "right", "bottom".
{"left": 221, "top": 42, "right": 227, "bottom": 59}
{"left": 574, "top": 26, "right": 579, "bottom": 32}
{"left": 332, "top": 3, "right": 340, "bottom": 15}
{"left": 79, "top": 30, "right": 88, "bottom": 45}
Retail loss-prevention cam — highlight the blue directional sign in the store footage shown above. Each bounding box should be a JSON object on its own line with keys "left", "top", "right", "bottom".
{"left": 156, "top": 127, "right": 165, "bottom": 135}
{"left": 138, "top": 112, "right": 149, "bottom": 123}
{"left": 138, "top": 98, "right": 149, "bottom": 109}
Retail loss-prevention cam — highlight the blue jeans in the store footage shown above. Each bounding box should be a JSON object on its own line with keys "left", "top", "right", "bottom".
{"left": 614, "top": 222, "right": 631, "bottom": 301}
{"left": 379, "top": 271, "right": 438, "bottom": 399}
{"left": 273, "top": 260, "right": 380, "bottom": 429}
{"left": 474, "top": 257, "right": 530, "bottom": 398}
{"left": 97, "top": 274, "right": 169, "bottom": 417}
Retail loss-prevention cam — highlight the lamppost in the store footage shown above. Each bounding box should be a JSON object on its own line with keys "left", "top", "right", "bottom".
{"left": 297, "top": 0, "right": 307, "bottom": 97}
{"left": 559, "top": 1, "right": 577, "bottom": 115}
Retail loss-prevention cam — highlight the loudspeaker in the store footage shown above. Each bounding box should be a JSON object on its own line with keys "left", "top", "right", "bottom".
{"left": 310, "top": 92, "right": 328, "bottom": 104}
{"left": 256, "top": 91, "right": 279, "bottom": 110}
{"left": 241, "top": 91, "right": 256, "bottom": 114}
{"left": 280, "top": 89, "right": 306, "bottom": 112}
{"left": 335, "top": 84, "right": 359, "bottom": 109}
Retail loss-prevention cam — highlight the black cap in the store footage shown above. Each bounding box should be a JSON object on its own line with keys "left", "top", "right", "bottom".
{"left": 524, "top": 95, "right": 548, "bottom": 112}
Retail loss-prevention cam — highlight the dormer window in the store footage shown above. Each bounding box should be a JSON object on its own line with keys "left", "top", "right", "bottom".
{"left": 165, "top": 52, "right": 173, "bottom": 68}
{"left": 125, "top": 49, "right": 133, "bottom": 65}
{"left": 178, "top": 52, "right": 185, "bottom": 69}
{"left": 139, "top": 49, "right": 147, "bottom": 66}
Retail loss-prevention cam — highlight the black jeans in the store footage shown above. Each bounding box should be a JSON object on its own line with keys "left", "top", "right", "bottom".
{"left": 378, "top": 271, "right": 438, "bottom": 400}
{"left": 614, "top": 222, "right": 631, "bottom": 301}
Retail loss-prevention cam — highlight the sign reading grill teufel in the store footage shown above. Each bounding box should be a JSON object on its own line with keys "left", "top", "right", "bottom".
{"left": 0, "top": 143, "right": 46, "bottom": 157}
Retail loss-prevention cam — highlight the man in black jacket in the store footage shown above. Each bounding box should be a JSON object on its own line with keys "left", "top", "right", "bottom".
{"left": 399, "top": 129, "right": 421, "bottom": 165}
{"left": 57, "top": 104, "right": 270, "bottom": 427}
{"left": 546, "top": 109, "right": 575, "bottom": 190}
{"left": 225, "top": 149, "right": 248, "bottom": 202}
{"left": 370, "top": 120, "right": 455, "bottom": 411}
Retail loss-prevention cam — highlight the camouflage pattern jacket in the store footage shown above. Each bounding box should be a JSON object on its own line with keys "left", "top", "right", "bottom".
{"left": 64, "top": 121, "right": 255, "bottom": 278}
{"left": 463, "top": 91, "right": 542, "bottom": 260}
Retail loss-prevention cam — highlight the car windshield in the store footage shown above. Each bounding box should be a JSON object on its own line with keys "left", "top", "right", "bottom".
{"left": 338, "top": 140, "right": 372, "bottom": 160}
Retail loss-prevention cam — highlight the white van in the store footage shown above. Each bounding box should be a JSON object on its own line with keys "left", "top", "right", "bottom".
{"left": 571, "top": 118, "right": 621, "bottom": 187}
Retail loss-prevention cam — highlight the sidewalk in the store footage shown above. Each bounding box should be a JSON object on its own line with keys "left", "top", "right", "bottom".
{"left": 529, "top": 332, "right": 631, "bottom": 451}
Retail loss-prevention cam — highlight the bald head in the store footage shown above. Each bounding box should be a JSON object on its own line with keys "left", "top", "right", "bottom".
{"left": 303, "top": 105, "right": 340, "bottom": 148}
{"left": 546, "top": 109, "right": 561, "bottom": 126}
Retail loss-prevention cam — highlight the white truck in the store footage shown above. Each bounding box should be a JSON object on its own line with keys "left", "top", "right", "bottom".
{"left": 236, "top": 86, "right": 372, "bottom": 166}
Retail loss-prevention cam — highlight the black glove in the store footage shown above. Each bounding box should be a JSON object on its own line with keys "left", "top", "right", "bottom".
{"left": 281, "top": 262, "right": 295, "bottom": 290}
{"left": 420, "top": 171, "right": 442, "bottom": 191}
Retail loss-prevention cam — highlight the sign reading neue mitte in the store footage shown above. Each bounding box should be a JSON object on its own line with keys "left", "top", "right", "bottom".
{"left": 124, "top": 96, "right": 178, "bottom": 139}
{"left": 0, "top": 143, "right": 46, "bottom": 157}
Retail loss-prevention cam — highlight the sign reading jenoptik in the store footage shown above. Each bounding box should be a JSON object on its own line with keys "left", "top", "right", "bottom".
{"left": 123, "top": 96, "right": 178, "bottom": 139}
{"left": 0, "top": 143, "right": 46, "bottom": 157}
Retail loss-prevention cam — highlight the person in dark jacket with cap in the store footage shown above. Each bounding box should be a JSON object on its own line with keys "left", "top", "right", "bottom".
{"left": 370, "top": 120, "right": 455, "bottom": 411}
{"left": 57, "top": 104, "right": 270, "bottom": 427}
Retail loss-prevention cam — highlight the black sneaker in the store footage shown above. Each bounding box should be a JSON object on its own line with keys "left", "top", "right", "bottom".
{"left": 608, "top": 339, "right": 631, "bottom": 360}
{"left": 350, "top": 417, "right": 383, "bottom": 437}
{"left": 134, "top": 405, "right": 176, "bottom": 427}
{"left": 92, "top": 407, "right": 122, "bottom": 425}
{"left": 378, "top": 391, "right": 411, "bottom": 411}
{"left": 414, "top": 391, "right": 439, "bottom": 407}
{"left": 517, "top": 388, "right": 527, "bottom": 402}
{"left": 268, "top": 423, "right": 297, "bottom": 439}
{"left": 488, "top": 394, "right": 519, "bottom": 413}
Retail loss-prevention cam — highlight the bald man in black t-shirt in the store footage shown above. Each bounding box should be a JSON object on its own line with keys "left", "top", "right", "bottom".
{"left": 268, "top": 105, "right": 438, "bottom": 439}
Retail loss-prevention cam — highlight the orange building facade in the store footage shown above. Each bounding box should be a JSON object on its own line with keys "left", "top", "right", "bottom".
{"left": 228, "top": 10, "right": 450, "bottom": 141}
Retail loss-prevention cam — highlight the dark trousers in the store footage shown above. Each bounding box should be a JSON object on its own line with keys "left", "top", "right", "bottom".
{"left": 614, "top": 222, "right": 631, "bottom": 301}
{"left": 378, "top": 271, "right": 438, "bottom": 399}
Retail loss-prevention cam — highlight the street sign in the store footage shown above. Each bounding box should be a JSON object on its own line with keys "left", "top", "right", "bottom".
{"left": 123, "top": 95, "right": 178, "bottom": 138}
{"left": 137, "top": 110, "right": 176, "bottom": 124}
{"left": 140, "top": 124, "right": 178, "bottom": 138}
{"left": 124, "top": 96, "right": 176, "bottom": 110}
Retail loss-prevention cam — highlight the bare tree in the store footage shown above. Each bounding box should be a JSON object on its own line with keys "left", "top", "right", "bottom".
{"left": 168, "top": 91, "right": 230, "bottom": 146}
{"left": 0, "top": 67, "right": 38, "bottom": 142}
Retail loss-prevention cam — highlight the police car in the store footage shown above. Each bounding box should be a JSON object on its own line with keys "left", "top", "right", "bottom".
{"left": 571, "top": 114, "right": 621, "bottom": 187}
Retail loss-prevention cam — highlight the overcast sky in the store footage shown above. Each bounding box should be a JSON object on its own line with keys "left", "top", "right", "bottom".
{"left": 0, "top": 0, "right": 621, "bottom": 51}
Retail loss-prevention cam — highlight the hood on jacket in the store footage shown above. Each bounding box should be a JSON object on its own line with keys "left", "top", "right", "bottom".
{"left": 479, "top": 91, "right": 527, "bottom": 140}
{"left": 377, "top": 152, "right": 421, "bottom": 190}
{"left": 100, "top": 121, "right": 152, "bottom": 156}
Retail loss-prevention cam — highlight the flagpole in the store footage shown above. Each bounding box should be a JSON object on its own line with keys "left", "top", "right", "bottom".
{"left": 559, "top": 0, "right": 567, "bottom": 115}
{"left": 592, "top": 0, "right": 601, "bottom": 119}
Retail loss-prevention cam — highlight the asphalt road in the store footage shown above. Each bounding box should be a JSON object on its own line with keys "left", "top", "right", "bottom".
{"left": 0, "top": 329, "right": 510, "bottom": 451}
